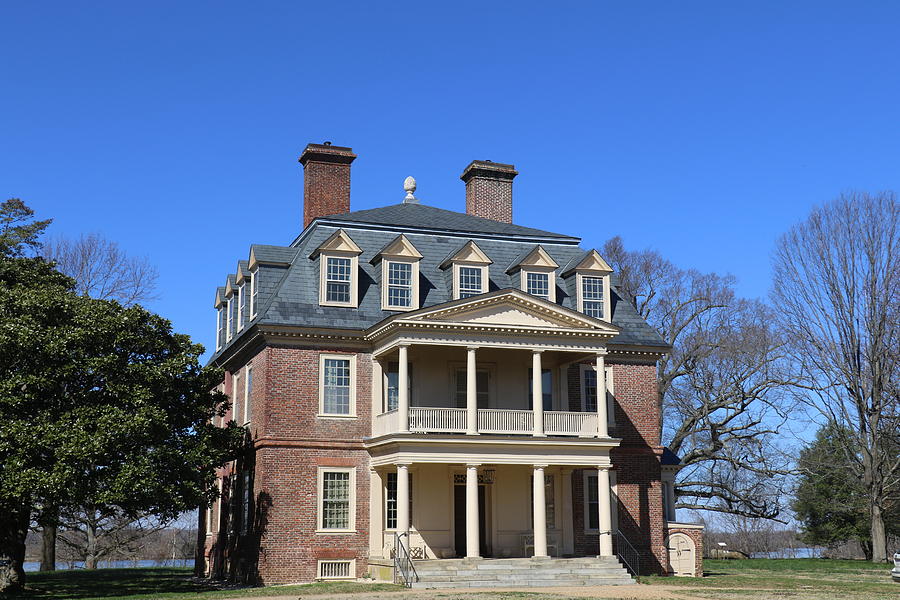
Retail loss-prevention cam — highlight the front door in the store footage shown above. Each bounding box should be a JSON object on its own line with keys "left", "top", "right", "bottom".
{"left": 453, "top": 484, "right": 489, "bottom": 557}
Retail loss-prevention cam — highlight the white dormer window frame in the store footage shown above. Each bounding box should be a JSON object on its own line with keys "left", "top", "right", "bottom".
{"left": 522, "top": 268, "right": 556, "bottom": 303}
{"left": 249, "top": 268, "right": 259, "bottom": 318}
{"left": 226, "top": 296, "right": 234, "bottom": 341}
{"left": 576, "top": 272, "right": 610, "bottom": 321}
{"left": 315, "top": 229, "right": 362, "bottom": 308}
{"left": 215, "top": 307, "right": 224, "bottom": 351}
{"left": 454, "top": 263, "right": 488, "bottom": 299}
{"left": 382, "top": 258, "right": 419, "bottom": 311}
{"left": 237, "top": 283, "right": 245, "bottom": 332}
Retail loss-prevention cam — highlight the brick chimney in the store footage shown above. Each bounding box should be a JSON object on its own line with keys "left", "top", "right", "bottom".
{"left": 299, "top": 142, "right": 357, "bottom": 228}
{"left": 460, "top": 160, "right": 518, "bottom": 223}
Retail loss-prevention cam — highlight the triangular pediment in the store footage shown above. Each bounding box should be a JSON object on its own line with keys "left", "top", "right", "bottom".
{"left": 371, "top": 234, "right": 423, "bottom": 263}
{"left": 507, "top": 245, "right": 559, "bottom": 273}
{"left": 313, "top": 229, "right": 362, "bottom": 256}
{"left": 573, "top": 250, "right": 612, "bottom": 274}
{"left": 440, "top": 240, "right": 492, "bottom": 268}
{"left": 401, "top": 289, "right": 618, "bottom": 332}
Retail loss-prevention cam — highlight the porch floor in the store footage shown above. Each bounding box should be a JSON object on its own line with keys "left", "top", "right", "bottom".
{"left": 411, "top": 556, "right": 634, "bottom": 588}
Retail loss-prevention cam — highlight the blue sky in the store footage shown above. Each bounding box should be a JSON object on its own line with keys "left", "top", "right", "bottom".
{"left": 3, "top": 2, "right": 900, "bottom": 360}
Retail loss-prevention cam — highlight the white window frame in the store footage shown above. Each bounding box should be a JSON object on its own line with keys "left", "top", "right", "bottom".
{"left": 243, "top": 364, "right": 252, "bottom": 425}
{"left": 232, "top": 372, "right": 241, "bottom": 424}
{"left": 216, "top": 477, "right": 224, "bottom": 533}
{"left": 249, "top": 268, "right": 259, "bottom": 318}
{"left": 316, "top": 466, "right": 357, "bottom": 533}
{"left": 384, "top": 471, "right": 414, "bottom": 531}
{"left": 240, "top": 471, "right": 251, "bottom": 534}
{"left": 521, "top": 268, "right": 556, "bottom": 303}
{"left": 215, "top": 307, "right": 224, "bottom": 351}
{"left": 318, "top": 353, "right": 357, "bottom": 418}
{"left": 576, "top": 272, "right": 611, "bottom": 321}
{"left": 319, "top": 253, "right": 358, "bottom": 307}
{"left": 579, "top": 364, "right": 616, "bottom": 426}
{"left": 226, "top": 297, "right": 234, "bottom": 341}
{"left": 453, "top": 263, "right": 488, "bottom": 299}
{"left": 583, "top": 470, "right": 618, "bottom": 533}
{"left": 381, "top": 258, "right": 419, "bottom": 311}
{"left": 317, "top": 559, "right": 355, "bottom": 580}
{"left": 237, "top": 283, "right": 245, "bottom": 332}
{"left": 449, "top": 362, "right": 496, "bottom": 409}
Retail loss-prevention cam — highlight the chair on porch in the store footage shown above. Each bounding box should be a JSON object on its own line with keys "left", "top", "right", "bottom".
{"left": 521, "top": 533, "right": 559, "bottom": 558}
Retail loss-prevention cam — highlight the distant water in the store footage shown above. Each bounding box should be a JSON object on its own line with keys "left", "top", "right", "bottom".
{"left": 23, "top": 559, "right": 193, "bottom": 572}
{"left": 750, "top": 547, "right": 820, "bottom": 559}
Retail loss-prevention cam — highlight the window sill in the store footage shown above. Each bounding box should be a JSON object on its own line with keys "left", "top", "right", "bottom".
{"left": 315, "top": 529, "right": 357, "bottom": 535}
{"left": 317, "top": 414, "right": 357, "bottom": 419}
{"left": 383, "top": 304, "right": 416, "bottom": 312}
{"left": 320, "top": 301, "right": 357, "bottom": 308}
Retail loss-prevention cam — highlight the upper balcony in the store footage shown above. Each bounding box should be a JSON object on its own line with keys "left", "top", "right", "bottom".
{"left": 374, "top": 406, "right": 600, "bottom": 437}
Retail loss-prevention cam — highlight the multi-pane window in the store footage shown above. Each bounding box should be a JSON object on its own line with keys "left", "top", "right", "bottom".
{"left": 325, "top": 257, "right": 352, "bottom": 304}
{"left": 216, "top": 308, "right": 224, "bottom": 350}
{"left": 232, "top": 374, "right": 242, "bottom": 423}
{"left": 386, "top": 262, "right": 413, "bottom": 308}
{"left": 250, "top": 270, "right": 259, "bottom": 317}
{"left": 528, "top": 368, "right": 553, "bottom": 411}
{"left": 583, "top": 369, "right": 598, "bottom": 412}
{"left": 237, "top": 284, "right": 245, "bottom": 331}
{"left": 240, "top": 472, "right": 251, "bottom": 534}
{"left": 226, "top": 298, "right": 234, "bottom": 340}
{"left": 458, "top": 266, "right": 483, "bottom": 298}
{"left": 526, "top": 272, "right": 550, "bottom": 299}
{"left": 582, "top": 276, "right": 604, "bottom": 318}
{"left": 321, "top": 471, "right": 351, "bottom": 529}
{"left": 244, "top": 365, "right": 252, "bottom": 424}
{"left": 385, "top": 472, "right": 413, "bottom": 530}
{"left": 586, "top": 473, "right": 599, "bottom": 530}
{"left": 455, "top": 369, "right": 489, "bottom": 408}
{"left": 323, "top": 358, "right": 351, "bottom": 415}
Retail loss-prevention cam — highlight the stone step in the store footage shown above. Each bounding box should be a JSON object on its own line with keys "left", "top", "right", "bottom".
{"left": 412, "top": 577, "right": 635, "bottom": 589}
{"left": 412, "top": 573, "right": 634, "bottom": 583}
{"left": 414, "top": 568, "right": 631, "bottom": 577}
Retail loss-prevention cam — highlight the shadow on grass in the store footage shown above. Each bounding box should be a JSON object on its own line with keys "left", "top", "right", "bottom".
{"left": 21, "top": 568, "right": 214, "bottom": 599}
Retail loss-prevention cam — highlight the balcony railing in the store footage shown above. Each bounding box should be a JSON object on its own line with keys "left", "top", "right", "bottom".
{"left": 372, "top": 407, "right": 600, "bottom": 438}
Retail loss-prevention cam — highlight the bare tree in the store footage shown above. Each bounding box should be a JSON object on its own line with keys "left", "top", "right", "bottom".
{"left": 772, "top": 191, "right": 900, "bottom": 562}
{"left": 604, "top": 237, "right": 795, "bottom": 520}
{"left": 57, "top": 506, "right": 167, "bottom": 569}
{"left": 42, "top": 233, "right": 158, "bottom": 306}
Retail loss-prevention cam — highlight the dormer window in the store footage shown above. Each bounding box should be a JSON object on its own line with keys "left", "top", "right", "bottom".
{"left": 226, "top": 296, "right": 234, "bottom": 340}
{"left": 249, "top": 269, "right": 259, "bottom": 318}
{"left": 458, "top": 266, "right": 483, "bottom": 298}
{"left": 313, "top": 229, "right": 362, "bottom": 308}
{"left": 216, "top": 306, "right": 224, "bottom": 351}
{"left": 440, "top": 240, "right": 492, "bottom": 300}
{"left": 507, "top": 245, "right": 559, "bottom": 303}
{"left": 373, "top": 234, "right": 422, "bottom": 311}
{"left": 562, "top": 249, "right": 613, "bottom": 321}
{"left": 237, "top": 283, "right": 246, "bottom": 331}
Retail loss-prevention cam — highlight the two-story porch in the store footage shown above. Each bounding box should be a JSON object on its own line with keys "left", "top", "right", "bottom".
{"left": 364, "top": 289, "right": 624, "bottom": 565}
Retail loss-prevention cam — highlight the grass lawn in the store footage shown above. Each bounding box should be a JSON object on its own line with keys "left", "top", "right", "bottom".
{"left": 640, "top": 558, "right": 898, "bottom": 600}
{"left": 15, "top": 568, "right": 402, "bottom": 600}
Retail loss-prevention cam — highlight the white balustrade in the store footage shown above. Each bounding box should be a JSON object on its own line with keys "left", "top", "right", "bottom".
{"left": 374, "top": 407, "right": 598, "bottom": 437}
{"left": 409, "top": 407, "right": 467, "bottom": 433}
{"left": 477, "top": 409, "right": 534, "bottom": 434}
{"left": 544, "top": 411, "right": 599, "bottom": 437}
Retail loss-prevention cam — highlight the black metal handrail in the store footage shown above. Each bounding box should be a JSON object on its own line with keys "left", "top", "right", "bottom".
{"left": 393, "top": 531, "right": 418, "bottom": 587}
{"left": 615, "top": 529, "right": 640, "bottom": 577}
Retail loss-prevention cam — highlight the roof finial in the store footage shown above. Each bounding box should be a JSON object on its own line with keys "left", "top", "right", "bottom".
{"left": 403, "top": 176, "right": 419, "bottom": 204}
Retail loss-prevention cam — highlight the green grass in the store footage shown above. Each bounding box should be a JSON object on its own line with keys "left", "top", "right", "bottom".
{"left": 640, "top": 558, "right": 898, "bottom": 600}
{"left": 15, "top": 567, "right": 402, "bottom": 600}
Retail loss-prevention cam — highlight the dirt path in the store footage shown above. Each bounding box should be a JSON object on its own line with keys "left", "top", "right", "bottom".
{"left": 224, "top": 583, "right": 708, "bottom": 600}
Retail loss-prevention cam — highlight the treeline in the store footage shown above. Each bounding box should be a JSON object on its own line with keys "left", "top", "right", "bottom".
{"left": 25, "top": 526, "right": 197, "bottom": 567}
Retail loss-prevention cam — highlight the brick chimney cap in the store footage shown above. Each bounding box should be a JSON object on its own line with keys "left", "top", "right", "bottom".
{"left": 299, "top": 143, "right": 357, "bottom": 165}
{"left": 460, "top": 159, "right": 518, "bottom": 182}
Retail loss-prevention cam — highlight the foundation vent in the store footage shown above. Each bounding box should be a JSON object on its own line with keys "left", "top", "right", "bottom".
{"left": 318, "top": 559, "right": 354, "bottom": 579}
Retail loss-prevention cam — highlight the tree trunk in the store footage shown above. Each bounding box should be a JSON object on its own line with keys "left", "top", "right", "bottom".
{"left": 0, "top": 505, "right": 30, "bottom": 594}
{"left": 85, "top": 518, "right": 97, "bottom": 569}
{"left": 40, "top": 524, "right": 57, "bottom": 571}
{"left": 870, "top": 502, "right": 888, "bottom": 562}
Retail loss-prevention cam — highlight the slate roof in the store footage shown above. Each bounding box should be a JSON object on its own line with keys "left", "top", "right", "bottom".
{"left": 213, "top": 203, "right": 669, "bottom": 359}
{"left": 312, "top": 203, "right": 579, "bottom": 242}
{"left": 661, "top": 447, "right": 682, "bottom": 466}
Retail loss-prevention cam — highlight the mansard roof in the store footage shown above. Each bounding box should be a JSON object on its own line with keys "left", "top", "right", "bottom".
{"left": 212, "top": 203, "right": 668, "bottom": 360}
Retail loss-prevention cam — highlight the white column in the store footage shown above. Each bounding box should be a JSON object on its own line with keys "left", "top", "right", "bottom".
{"left": 466, "top": 346, "right": 478, "bottom": 435}
{"left": 369, "top": 469, "right": 383, "bottom": 557}
{"left": 560, "top": 468, "right": 574, "bottom": 556}
{"left": 532, "top": 465, "right": 548, "bottom": 558}
{"left": 532, "top": 350, "right": 544, "bottom": 437}
{"left": 597, "top": 467, "right": 614, "bottom": 556}
{"left": 396, "top": 464, "right": 410, "bottom": 555}
{"left": 596, "top": 353, "right": 608, "bottom": 438}
{"left": 371, "top": 359, "right": 384, "bottom": 435}
{"left": 465, "top": 464, "right": 480, "bottom": 558}
{"left": 398, "top": 344, "right": 409, "bottom": 433}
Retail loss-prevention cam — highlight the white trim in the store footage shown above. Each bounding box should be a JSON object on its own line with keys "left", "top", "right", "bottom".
{"left": 317, "top": 559, "right": 355, "bottom": 580}
{"left": 237, "top": 283, "right": 245, "bottom": 332}
{"left": 576, "top": 272, "right": 609, "bottom": 321}
{"left": 249, "top": 268, "right": 259, "bottom": 318}
{"left": 225, "top": 298, "right": 234, "bottom": 341}
{"left": 232, "top": 372, "right": 242, "bottom": 423}
{"left": 316, "top": 466, "right": 357, "bottom": 533}
{"left": 318, "top": 353, "right": 358, "bottom": 418}
{"left": 579, "top": 364, "right": 616, "bottom": 426}
{"left": 319, "top": 253, "right": 359, "bottom": 308}
{"left": 216, "top": 477, "right": 223, "bottom": 533}
{"left": 583, "top": 470, "right": 617, "bottom": 533}
{"left": 381, "top": 257, "right": 420, "bottom": 311}
{"left": 521, "top": 268, "right": 557, "bottom": 303}
{"left": 453, "top": 263, "right": 489, "bottom": 300}
{"left": 215, "top": 308, "right": 223, "bottom": 351}
{"left": 243, "top": 364, "right": 252, "bottom": 425}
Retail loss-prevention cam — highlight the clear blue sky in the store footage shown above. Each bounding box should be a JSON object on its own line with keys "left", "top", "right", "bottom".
{"left": 3, "top": 2, "right": 899, "bottom": 360}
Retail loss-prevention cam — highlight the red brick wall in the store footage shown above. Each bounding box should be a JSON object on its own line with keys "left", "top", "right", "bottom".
{"left": 300, "top": 143, "right": 356, "bottom": 228}
{"left": 465, "top": 176, "right": 513, "bottom": 223}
